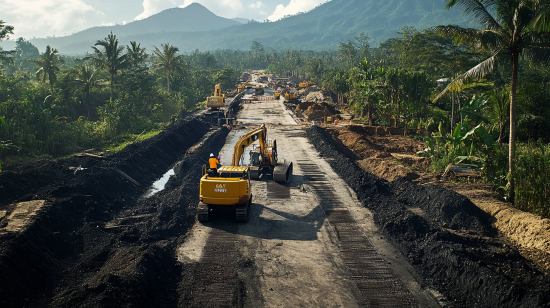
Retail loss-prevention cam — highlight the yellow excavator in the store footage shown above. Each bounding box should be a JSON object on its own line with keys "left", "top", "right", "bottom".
{"left": 206, "top": 84, "right": 224, "bottom": 110}
{"left": 198, "top": 124, "right": 293, "bottom": 222}
{"left": 299, "top": 81, "right": 316, "bottom": 88}
{"left": 285, "top": 93, "right": 298, "bottom": 100}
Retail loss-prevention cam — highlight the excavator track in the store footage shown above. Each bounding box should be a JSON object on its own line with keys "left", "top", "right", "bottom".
{"left": 197, "top": 202, "right": 209, "bottom": 222}
{"left": 235, "top": 195, "right": 252, "bottom": 222}
{"left": 249, "top": 166, "right": 261, "bottom": 180}
{"left": 273, "top": 161, "right": 293, "bottom": 183}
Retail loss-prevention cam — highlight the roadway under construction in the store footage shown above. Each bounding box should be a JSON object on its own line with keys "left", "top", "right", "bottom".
{"left": 0, "top": 83, "right": 549, "bottom": 308}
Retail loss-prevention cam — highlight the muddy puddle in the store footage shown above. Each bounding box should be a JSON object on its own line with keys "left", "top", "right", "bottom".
{"left": 143, "top": 167, "right": 175, "bottom": 197}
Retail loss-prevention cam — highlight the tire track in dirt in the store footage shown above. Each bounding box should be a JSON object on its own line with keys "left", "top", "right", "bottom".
{"left": 184, "top": 220, "right": 241, "bottom": 307}
{"left": 300, "top": 162, "right": 416, "bottom": 307}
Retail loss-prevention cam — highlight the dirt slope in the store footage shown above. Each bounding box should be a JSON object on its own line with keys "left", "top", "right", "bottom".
{"left": 327, "top": 124, "right": 550, "bottom": 275}
{"left": 307, "top": 126, "right": 550, "bottom": 307}
{"left": 0, "top": 117, "right": 230, "bottom": 307}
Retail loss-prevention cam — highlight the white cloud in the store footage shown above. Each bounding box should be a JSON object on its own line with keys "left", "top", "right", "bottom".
{"left": 248, "top": 1, "right": 263, "bottom": 9}
{"left": 0, "top": 0, "right": 106, "bottom": 39}
{"left": 268, "top": 0, "right": 325, "bottom": 21}
{"left": 135, "top": 0, "right": 178, "bottom": 20}
{"left": 179, "top": 0, "right": 244, "bottom": 18}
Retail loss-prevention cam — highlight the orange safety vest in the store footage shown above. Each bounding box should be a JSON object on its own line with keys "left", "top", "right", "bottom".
{"left": 209, "top": 157, "right": 219, "bottom": 169}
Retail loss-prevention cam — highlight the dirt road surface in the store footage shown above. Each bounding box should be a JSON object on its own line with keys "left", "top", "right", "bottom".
{"left": 178, "top": 95, "right": 438, "bottom": 307}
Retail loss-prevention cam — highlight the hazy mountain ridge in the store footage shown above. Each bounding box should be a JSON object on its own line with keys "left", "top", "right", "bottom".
{"left": 24, "top": 0, "right": 476, "bottom": 54}
{"left": 232, "top": 18, "right": 250, "bottom": 24}
{"left": 27, "top": 3, "right": 241, "bottom": 52}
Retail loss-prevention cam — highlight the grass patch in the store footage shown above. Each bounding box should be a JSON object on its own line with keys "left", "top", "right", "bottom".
{"left": 101, "top": 130, "right": 163, "bottom": 154}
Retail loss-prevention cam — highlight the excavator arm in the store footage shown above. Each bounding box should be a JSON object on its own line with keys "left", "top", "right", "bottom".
{"left": 231, "top": 124, "right": 267, "bottom": 166}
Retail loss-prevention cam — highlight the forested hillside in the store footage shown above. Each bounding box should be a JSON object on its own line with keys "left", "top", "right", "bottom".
{"left": 25, "top": 0, "right": 476, "bottom": 53}
{"left": 27, "top": 3, "right": 241, "bottom": 53}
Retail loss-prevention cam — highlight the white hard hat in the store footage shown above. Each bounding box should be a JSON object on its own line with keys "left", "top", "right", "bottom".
{"left": 210, "top": 153, "right": 214, "bottom": 157}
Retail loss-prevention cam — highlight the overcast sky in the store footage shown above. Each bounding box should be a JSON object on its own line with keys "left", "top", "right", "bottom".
{"left": 0, "top": 0, "right": 328, "bottom": 39}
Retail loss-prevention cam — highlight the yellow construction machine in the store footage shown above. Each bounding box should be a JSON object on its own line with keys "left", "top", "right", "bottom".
{"left": 206, "top": 84, "right": 224, "bottom": 110}
{"left": 274, "top": 93, "right": 281, "bottom": 99}
{"left": 299, "top": 81, "right": 316, "bottom": 88}
{"left": 198, "top": 124, "right": 293, "bottom": 222}
{"left": 255, "top": 84, "right": 264, "bottom": 96}
{"left": 285, "top": 93, "right": 298, "bottom": 100}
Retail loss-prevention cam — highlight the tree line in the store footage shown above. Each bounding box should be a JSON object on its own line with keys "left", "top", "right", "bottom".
{"left": 0, "top": 26, "right": 240, "bottom": 169}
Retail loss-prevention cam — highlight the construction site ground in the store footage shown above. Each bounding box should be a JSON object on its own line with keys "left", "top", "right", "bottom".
{"left": 325, "top": 124, "right": 550, "bottom": 275}
{"left": 1, "top": 86, "right": 550, "bottom": 308}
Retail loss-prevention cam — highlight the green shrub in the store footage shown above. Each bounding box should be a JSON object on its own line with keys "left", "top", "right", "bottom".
{"left": 513, "top": 142, "right": 550, "bottom": 217}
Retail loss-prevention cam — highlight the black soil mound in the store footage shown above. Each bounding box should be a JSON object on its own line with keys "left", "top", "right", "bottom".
{"left": 0, "top": 117, "right": 232, "bottom": 308}
{"left": 306, "top": 126, "right": 550, "bottom": 308}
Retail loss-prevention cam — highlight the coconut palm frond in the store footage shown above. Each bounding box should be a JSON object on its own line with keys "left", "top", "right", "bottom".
{"left": 0, "top": 21, "right": 14, "bottom": 41}
{"left": 522, "top": 45, "right": 550, "bottom": 64}
{"left": 433, "top": 50, "right": 501, "bottom": 103}
{"left": 445, "top": 0, "right": 502, "bottom": 30}
{"left": 531, "top": 0, "right": 550, "bottom": 31}
{"left": 432, "top": 25, "right": 504, "bottom": 50}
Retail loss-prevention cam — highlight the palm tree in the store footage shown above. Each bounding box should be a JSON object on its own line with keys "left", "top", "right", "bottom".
{"left": 152, "top": 43, "right": 184, "bottom": 93}
{"left": 433, "top": 0, "right": 550, "bottom": 202}
{"left": 87, "top": 32, "right": 128, "bottom": 100}
{"left": 71, "top": 65, "right": 106, "bottom": 118}
{"left": 0, "top": 21, "right": 15, "bottom": 68}
{"left": 32, "top": 45, "right": 64, "bottom": 89}
{"left": 126, "top": 41, "right": 147, "bottom": 67}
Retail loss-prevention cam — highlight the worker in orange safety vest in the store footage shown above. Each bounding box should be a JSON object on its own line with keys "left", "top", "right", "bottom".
{"left": 209, "top": 153, "right": 220, "bottom": 175}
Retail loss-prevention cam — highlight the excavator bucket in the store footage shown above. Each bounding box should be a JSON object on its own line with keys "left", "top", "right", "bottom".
{"left": 273, "top": 161, "right": 293, "bottom": 183}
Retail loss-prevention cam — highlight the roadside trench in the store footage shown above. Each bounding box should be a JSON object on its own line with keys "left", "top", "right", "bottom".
{"left": 0, "top": 117, "right": 230, "bottom": 307}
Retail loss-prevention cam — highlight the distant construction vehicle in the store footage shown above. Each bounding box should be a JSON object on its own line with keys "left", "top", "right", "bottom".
{"left": 198, "top": 124, "right": 293, "bottom": 222}
{"left": 299, "top": 81, "right": 316, "bottom": 88}
{"left": 206, "top": 84, "right": 224, "bottom": 110}
{"left": 285, "top": 93, "right": 298, "bottom": 101}
{"left": 255, "top": 85, "right": 264, "bottom": 96}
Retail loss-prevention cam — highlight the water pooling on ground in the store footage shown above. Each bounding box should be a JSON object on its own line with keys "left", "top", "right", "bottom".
{"left": 143, "top": 168, "right": 175, "bottom": 197}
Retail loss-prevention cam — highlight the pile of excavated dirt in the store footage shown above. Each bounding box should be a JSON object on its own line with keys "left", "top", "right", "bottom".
{"left": 301, "top": 90, "right": 336, "bottom": 103}
{"left": 0, "top": 117, "right": 232, "bottom": 308}
{"left": 295, "top": 102, "right": 340, "bottom": 122}
{"left": 306, "top": 125, "right": 550, "bottom": 308}
{"left": 440, "top": 182, "right": 550, "bottom": 273}
{"left": 327, "top": 125, "right": 428, "bottom": 181}
{"left": 328, "top": 124, "right": 550, "bottom": 278}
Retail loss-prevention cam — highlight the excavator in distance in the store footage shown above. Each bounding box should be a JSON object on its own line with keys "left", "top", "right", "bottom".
{"left": 197, "top": 124, "right": 293, "bottom": 222}
{"left": 206, "top": 84, "right": 224, "bottom": 110}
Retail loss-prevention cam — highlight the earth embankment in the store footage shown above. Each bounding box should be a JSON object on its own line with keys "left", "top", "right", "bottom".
{"left": 306, "top": 125, "right": 550, "bottom": 307}
{"left": 0, "top": 117, "right": 231, "bottom": 307}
